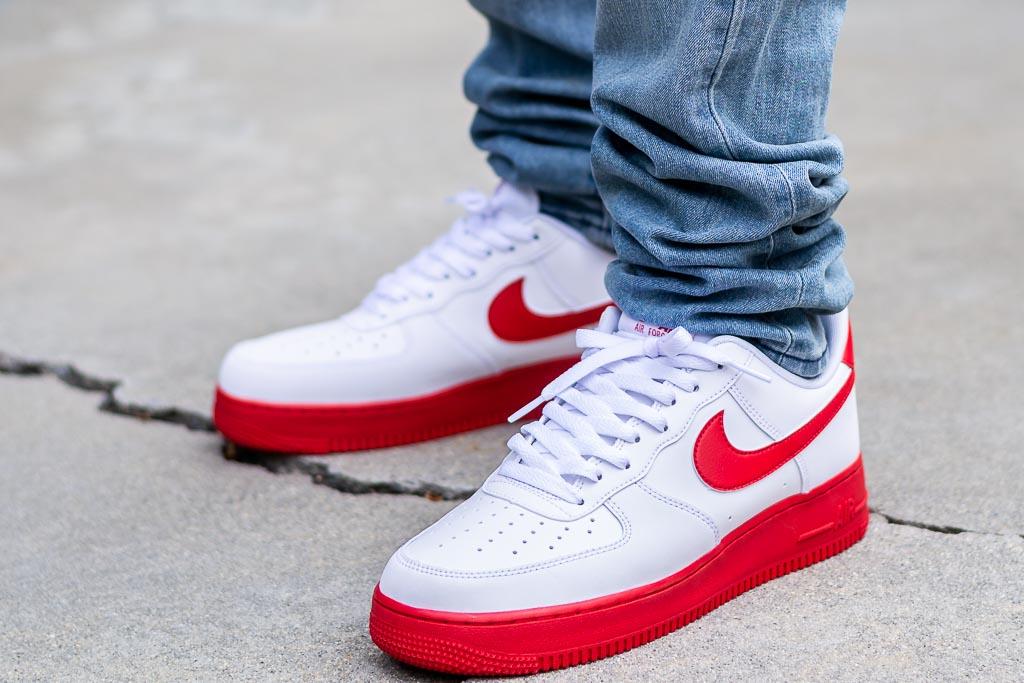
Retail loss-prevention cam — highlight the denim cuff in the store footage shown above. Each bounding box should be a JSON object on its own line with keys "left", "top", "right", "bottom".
{"left": 538, "top": 191, "right": 615, "bottom": 252}
{"left": 758, "top": 343, "right": 829, "bottom": 379}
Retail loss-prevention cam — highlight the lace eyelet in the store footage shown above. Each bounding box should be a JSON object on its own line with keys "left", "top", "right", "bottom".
{"left": 693, "top": 385, "right": 700, "bottom": 392}
{"left": 717, "top": 364, "right": 724, "bottom": 370}
{"left": 532, "top": 234, "right": 540, "bottom": 240}
{"left": 632, "top": 435, "right": 641, "bottom": 444}
{"left": 661, "top": 424, "right": 669, "bottom": 433}
{"left": 596, "top": 473, "right": 603, "bottom": 481}
{"left": 577, "top": 499, "right": 585, "bottom": 506}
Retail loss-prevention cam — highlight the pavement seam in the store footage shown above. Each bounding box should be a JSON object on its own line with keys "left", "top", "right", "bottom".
{"left": 225, "top": 443, "right": 477, "bottom": 501}
{"left": 0, "top": 351, "right": 214, "bottom": 431}
{"left": 869, "top": 508, "right": 1023, "bottom": 540}
{"left": 4, "top": 350, "right": 1021, "bottom": 535}
{"left": 0, "top": 349, "right": 474, "bottom": 502}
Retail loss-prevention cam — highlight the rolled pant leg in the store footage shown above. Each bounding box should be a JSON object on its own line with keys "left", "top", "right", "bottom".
{"left": 464, "top": 0, "right": 610, "bottom": 246}
{"left": 591, "top": 0, "right": 851, "bottom": 377}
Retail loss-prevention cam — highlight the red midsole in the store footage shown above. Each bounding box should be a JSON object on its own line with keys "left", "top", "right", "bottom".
{"left": 371, "top": 456, "right": 868, "bottom": 653}
{"left": 212, "top": 355, "right": 579, "bottom": 452}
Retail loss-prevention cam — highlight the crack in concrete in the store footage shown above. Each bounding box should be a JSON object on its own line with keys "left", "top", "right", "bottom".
{"left": 4, "top": 350, "right": 1022, "bottom": 535}
{"left": 871, "top": 508, "right": 1024, "bottom": 540}
{"left": 224, "top": 443, "right": 476, "bottom": 501}
{"left": 871, "top": 509, "right": 970, "bottom": 535}
{"left": 0, "top": 351, "right": 215, "bottom": 432}
{"left": 0, "top": 349, "right": 472, "bottom": 502}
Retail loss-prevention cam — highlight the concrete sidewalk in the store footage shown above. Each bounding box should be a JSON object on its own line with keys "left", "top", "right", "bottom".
{"left": 2, "top": 1, "right": 1022, "bottom": 680}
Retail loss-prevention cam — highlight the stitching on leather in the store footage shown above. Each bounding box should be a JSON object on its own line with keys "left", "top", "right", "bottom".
{"left": 434, "top": 315, "right": 498, "bottom": 373}
{"left": 794, "top": 454, "right": 809, "bottom": 494}
{"left": 487, "top": 475, "right": 573, "bottom": 517}
{"left": 730, "top": 381, "right": 781, "bottom": 439}
{"left": 638, "top": 481, "right": 720, "bottom": 543}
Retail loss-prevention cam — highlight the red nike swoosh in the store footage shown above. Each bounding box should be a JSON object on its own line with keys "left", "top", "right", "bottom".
{"left": 694, "top": 368, "right": 855, "bottom": 491}
{"left": 488, "top": 278, "right": 608, "bottom": 343}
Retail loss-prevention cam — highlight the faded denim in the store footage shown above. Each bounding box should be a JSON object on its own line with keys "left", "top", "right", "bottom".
{"left": 465, "top": 0, "right": 851, "bottom": 377}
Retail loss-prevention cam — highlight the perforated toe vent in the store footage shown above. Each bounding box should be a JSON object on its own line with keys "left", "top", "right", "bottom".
{"left": 404, "top": 493, "right": 622, "bottom": 572}
{"left": 251, "top": 320, "right": 404, "bottom": 363}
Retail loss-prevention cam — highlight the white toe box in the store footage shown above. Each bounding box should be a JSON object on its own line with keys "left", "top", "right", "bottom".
{"left": 217, "top": 319, "right": 407, "bottom": 403}
{"left": 377, "top": 491, "right": 625, "bottom": 613}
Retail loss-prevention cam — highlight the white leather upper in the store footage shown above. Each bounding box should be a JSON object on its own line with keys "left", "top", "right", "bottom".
{"left": 377, "top": 309, "right": 860, "bottom": 612}
{"left": 217, "top": 185, "right": 614, "bottom": 403}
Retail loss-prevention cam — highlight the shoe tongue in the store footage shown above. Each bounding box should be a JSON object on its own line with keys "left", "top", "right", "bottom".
{"left": 491, "top": 181, "right": 539, "bottom": 219}
{"left": 617, "top": 312, "right": 674, "bottom": 338}
{"left": 616, "top": 312, "right": 713, "bottom": 343}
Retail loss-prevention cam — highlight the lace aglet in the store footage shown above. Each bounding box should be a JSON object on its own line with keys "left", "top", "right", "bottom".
{"left": 508, "top": 396, "right": 544, "bottom": 423}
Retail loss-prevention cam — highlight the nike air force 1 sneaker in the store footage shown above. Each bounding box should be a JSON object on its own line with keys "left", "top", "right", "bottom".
{"left": 370, "top": 307, "right": 867, "bottom": 675}
{"left": 213, "top": 183, "right": 613, "bottom": 453}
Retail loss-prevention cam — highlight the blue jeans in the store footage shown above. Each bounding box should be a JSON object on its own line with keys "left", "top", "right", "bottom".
{"left": 465, "top": 0, "right": 851, "bottom": 377}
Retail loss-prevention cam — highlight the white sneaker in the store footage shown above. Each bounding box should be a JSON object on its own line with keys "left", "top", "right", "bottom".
{"left": 213, "top": 183, "right": 613, "bottom": 452}
{"left": 370, "top": 307, "right": 867, "bottom": 675}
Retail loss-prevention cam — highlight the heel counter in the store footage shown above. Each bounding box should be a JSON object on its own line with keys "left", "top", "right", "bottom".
{"left": 842, "top": 320, "right": 860, "bottom": 462}
{"left": 842, "top": 321, "right": 855, "bottom": 370}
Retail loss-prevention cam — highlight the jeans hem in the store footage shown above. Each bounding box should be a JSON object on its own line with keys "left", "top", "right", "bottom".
{"left": 537, "top": 192, "right": 615, "bottom": 252}
{"left": 758, "top": 343, "right": 828, "bottom": 379}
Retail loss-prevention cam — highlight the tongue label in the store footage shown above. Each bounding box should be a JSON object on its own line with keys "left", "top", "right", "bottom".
{"left": 634, "top": 322, "right": 671, "bottom": 337}
{"left": 618, "top": 313, "right": 672, "bottom": 338}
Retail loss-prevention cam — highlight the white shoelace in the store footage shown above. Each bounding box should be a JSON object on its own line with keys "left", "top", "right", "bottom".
{"left": 359, "top": 190, "right": 538, "bottom": 316}
{"left": 500, "top": 324, "right": 773, "bottom": 505}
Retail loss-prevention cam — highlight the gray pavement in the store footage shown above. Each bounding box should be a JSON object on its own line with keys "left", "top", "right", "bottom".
{"left": 2, "top": 0, "right": 1023, "bottom": 680}
{"left": 1, "top": 375, "right": 457, "bottom": 682}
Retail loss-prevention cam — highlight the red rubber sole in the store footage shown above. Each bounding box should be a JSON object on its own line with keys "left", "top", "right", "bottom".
{"left": 212, "top": 356, "right": 578, "bottom": 453}
{"left": 369, "top": 457, "right": 869, "bottom": 675}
